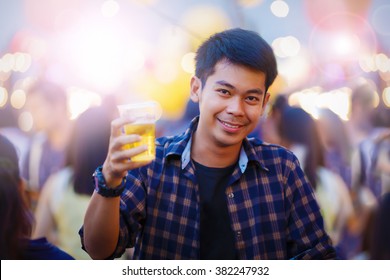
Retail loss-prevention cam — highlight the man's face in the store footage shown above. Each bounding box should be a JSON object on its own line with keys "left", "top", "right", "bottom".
{"left": 25, "top": 92, "right": 64, "bottom": 132}
{"left": 25, "top": 93, "right": 52, "bottom": 131}
{"left": 191, "top": 60, "right": 269, "bottom": 149}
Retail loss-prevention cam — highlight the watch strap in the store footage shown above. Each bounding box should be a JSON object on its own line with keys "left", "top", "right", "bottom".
{"left": 93, "top": 165, "right": 126, "bottom": 197}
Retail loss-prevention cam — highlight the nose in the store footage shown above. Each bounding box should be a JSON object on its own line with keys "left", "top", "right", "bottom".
{"left": 226, "top": 97, "right": 245, "bottom": 116}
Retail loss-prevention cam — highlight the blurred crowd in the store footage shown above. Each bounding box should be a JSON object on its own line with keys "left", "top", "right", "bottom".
{"left": 260, "top": 82, "right": 390, "bottom": 260}
{"left": 1, "top": 77, "right": 390, "bottom": 260}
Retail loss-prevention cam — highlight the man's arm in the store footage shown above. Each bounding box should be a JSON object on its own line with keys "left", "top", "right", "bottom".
{"left": 82, "top": 116, "right": 151, "bottom": 259}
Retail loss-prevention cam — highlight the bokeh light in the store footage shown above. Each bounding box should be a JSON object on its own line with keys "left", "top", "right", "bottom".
{"left": 1, "top": 53, "right": 14, "bottom": 73}
{"left": 273, "top": 36, "right": 301, "bottom": 58}
{"left": 309, "top": 11, "right": 377, "bottom": 80}
{"left": 383, "top": 87, "right": 390, "bottom": 108}
{"left": 10, "top": 89, "right": 26, "bottom": 109}
{"left": 181, "top": 52, "right": 196, "bottom": 74}
{"left": 288, "top": 86, "right": 351, "bottom": 121}
{"left": 67, "top": 87, "right": 102, "bottom": 120}
{"left": 375, "top": 53, "right": 389, "bottom": 73}
{"left": 330, "top": 33, "right": 360, "bottom": 57}
{"left": 13, "top": 52, "right": 32, "bottom": 72}
{"left": 18, "top": 111, "right": 34, "bottom": 132}
{"left": 0, "top": 87, "right": 8, "bottom": 107}
{"left": 270, "top": 0, "right": 289, "bottom": 18}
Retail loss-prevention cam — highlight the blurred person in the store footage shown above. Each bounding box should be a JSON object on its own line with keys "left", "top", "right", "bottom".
{"left": 352, "top": 129, "right": 390, "bottom": 200}
{"left": 345, "top": 85, "right": 390, "bottom": 259}
{"left": 346, "top": 83, "right": 377, "bottom": 148}
{"left": 316, "top": 108, "right": 365, "bottom": 258}
{"left": 33, "top": 106, "right": 112, "bottom": 259}
{"left": 80, "top": 28, "right": 335, "bottom": 260}
{"left": 278, "top": 107, "right": 354, "bottom": 257}
{"left": 352, "top": 136, "right": 390, "bottom": 259}
{"left": 0, "top": 134, "right": 74, "bottom": 260}
{"left": 22, "top": 79, "right": 73, "bottom": 210}
{"left": 316, "top": 108, "right": 352, "bottom": 188}
{"left": 0, "top": 103, "right": 30, "bottom": 172}
{"left": 347, "top": 82, "right": 386, "bottom": 202}
{"left": 369, "top": 192, "right": 390, "bottom": 259}
{"left": 375, "top": 132, "right": 390, "bottom": 195}
{"left": 261, "top": 94, "right": 289, "bottom": 144}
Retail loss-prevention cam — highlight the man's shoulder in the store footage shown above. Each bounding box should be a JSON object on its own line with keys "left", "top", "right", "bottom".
{"left": 156, "top": 133, "right": 186, "bottom": 147}
{"left": 245, "top": 138, "right": 298, "bottom": 169}
{"left": 247, "top": 137, "right": 293, "bottom": 155}
{"left": 154, "top": 132, "right": 189, "bottom": 159}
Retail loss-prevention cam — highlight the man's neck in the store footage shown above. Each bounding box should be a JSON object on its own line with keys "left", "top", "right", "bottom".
{"left": 190, "top": 131, "right": 241, "bottom": 168}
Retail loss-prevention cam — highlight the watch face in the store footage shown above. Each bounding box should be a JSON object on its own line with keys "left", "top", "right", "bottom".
{"left": 93, "top": 167, "right": 106, "bottom": 185}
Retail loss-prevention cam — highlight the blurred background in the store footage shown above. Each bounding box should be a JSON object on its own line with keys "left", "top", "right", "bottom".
{"left": 1, "top": 0, "right": 389, "bottom": 127}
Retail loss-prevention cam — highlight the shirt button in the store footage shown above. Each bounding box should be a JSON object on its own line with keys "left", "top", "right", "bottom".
{"left": 236, "top": 231, "right": 242, "bottom": 238}
{"left": 227, "top": 192, "right": 234, "bottom": 198}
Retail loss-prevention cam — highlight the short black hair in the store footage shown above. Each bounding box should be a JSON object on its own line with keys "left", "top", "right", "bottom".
{"left": 195, "top": 28, "right": 278, "bottom": 93}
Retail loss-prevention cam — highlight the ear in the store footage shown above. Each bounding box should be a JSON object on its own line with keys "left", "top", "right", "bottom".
{"left": 260, "top": 92, "right": 271, "bottom": 117}
{"left": 262, "top": 92, "right": 271, "bottom": 110}
{"left": 190, "top": 76, "right": 202, "bottom": 103}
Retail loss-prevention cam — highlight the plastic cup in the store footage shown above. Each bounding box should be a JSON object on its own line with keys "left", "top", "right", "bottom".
{"left": 117, "top": 101, "right": 162, "bottom": 162}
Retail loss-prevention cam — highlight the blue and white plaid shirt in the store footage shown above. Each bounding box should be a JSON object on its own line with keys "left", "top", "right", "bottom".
{"left": 81, "top": 117, "right": 335, "bottom": 259}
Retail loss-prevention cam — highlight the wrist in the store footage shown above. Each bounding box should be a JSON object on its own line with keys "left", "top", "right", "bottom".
{"left": 102, "top": 164, "right": 126, "bottom": 188}
{"left": 93, "top": 165, "right": 127, "bottom": 197}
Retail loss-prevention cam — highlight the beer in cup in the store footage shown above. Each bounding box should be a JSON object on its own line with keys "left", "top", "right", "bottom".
{"left": 117, "top": 101, "right": 162, "bottom": 162}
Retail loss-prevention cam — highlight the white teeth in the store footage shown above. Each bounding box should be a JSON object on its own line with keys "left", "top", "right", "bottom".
{"left": 222, "top": 121, "right": 239, "bottom": 128}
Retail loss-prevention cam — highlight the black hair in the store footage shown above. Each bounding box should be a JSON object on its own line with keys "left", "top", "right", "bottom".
{"left": 0, "top": 135, "right": 33, "bottom": 259}
{"left": 279, "top": 107, "right": 325, "bottom": 190}
{"left": 195, "top": 28, "right": 278, "bottom": 93}
{"left": 66, "top": 106, "right": 111, "bottom": 195}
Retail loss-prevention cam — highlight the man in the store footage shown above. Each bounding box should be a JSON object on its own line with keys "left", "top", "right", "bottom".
{"left": 22, "top": 80, "right": 72, "bottom": 210}
{"left": 80, "top": 28, "right": 336, "bottom": 259}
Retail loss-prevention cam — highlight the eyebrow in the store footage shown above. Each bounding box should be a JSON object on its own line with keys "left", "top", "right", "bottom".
{"left": 215, "top": 80, "right": 264, "bottom": 95}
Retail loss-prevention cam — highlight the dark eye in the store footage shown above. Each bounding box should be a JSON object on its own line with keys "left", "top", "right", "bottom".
{"left": 246, "top": 96, "right": 260, "bottom": 104}
{"left": 217, "top": 89, "right": 230, "bottom": 95}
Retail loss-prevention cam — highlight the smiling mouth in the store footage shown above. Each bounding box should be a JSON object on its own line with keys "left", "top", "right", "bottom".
{"left": 218, "top": 119, "right": 245, "bottom": 131}
{"left": 221, "top": 121, "right": 241, "bottom": 128}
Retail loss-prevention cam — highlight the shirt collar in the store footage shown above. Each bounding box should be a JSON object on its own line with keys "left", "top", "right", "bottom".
{"left": 182, "top": 137, "right": 192, "bottom": 169}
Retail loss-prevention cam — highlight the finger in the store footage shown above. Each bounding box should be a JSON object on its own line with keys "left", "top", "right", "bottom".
{"left": 106, "top": 145, "right": 152, "bottom": 178}
{"left": 110, "top": 116, "right": 136, "bottom": 137}
{"left": 111, "top": 134, "right": 142, "bottom": 151}
{"left": 111, "top": 158, "right": 153, "bottom": 175}
{"left": 111, "top": 145, "right": 149, "bottom": 163}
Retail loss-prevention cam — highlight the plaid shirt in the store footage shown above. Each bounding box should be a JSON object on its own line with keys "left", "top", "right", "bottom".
{"left": 81, "top": 117, "right": 336, "bottom": 259}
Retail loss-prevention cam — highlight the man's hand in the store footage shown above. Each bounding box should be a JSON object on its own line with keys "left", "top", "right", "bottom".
{"left": 102, "top": 116, "right": 152, "bottom": 188}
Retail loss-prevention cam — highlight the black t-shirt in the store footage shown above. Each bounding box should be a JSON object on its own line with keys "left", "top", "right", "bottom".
{"left": 193, "top": 160, "right": 238, "bottom": 259}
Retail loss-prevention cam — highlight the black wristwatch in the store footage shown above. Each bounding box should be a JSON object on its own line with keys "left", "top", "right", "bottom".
{"left": 93, "top": 165, "right": 127, "bottom": 197}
